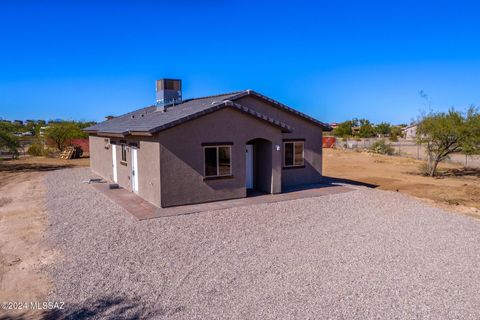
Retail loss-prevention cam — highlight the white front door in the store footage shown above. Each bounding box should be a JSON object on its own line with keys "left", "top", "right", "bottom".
{"left": 131, "top": 147, "right": 138, "bottom": 193}
{"left": 246, "top": 145, "right": 253, "bottom": 189}
{"left": 112, "top": 145, "right": 117, "bottom": 183}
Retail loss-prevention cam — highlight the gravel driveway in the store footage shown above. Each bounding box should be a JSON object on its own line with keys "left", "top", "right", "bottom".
{"left": 45, "top": 168, "right": 480, "bottom": 319}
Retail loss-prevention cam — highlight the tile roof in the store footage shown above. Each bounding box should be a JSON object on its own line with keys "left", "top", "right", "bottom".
{"left": 231, "top": 90, "right": 331, "bottom": 131}
{"left": 84, "top": 90, "right": 331, "bottom": 136}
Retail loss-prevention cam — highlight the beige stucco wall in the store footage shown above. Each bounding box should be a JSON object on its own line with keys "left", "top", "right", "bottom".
{"left": 235, "top": 96, "right": 324, "bottom": 188}
{"left": 88, "top": 95, "right": 325, "bottom": 208}
{"left": 137, "top": 138, "right": 161, "bottom": 206}
{"left": 89, "top": 135, "right": 113, "bottom": 180}
{"left": 89, "top": 135, "right": 161, "bottom": 207}
{"left": 157, "top": 107, "right": 283, "bottom": 207}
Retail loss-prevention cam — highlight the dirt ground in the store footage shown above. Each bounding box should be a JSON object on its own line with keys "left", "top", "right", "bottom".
{"left": 323, "top": 148, "right": 480, "bottom": 217}
{"left": 0, "top": 157, "right": 88, "bottom": 319}
{"left": 0, "top": 151, "right": 479, "bottom": 318}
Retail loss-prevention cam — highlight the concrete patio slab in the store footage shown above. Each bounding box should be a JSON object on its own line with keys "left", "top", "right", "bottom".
{"left": 92, "top": 183, "right": 354, "bottom": 220}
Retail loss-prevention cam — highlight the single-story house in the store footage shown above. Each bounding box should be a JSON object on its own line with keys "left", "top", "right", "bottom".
{"left": 84, "top": 79, "right": 331, "bottom": 208}
{"left": 402, "top": 124, "right": 417, "bottom": 140}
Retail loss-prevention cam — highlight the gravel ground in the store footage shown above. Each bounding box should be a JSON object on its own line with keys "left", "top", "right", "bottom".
{"left": 45, "top": 168, "right": 480, "bottom": 319}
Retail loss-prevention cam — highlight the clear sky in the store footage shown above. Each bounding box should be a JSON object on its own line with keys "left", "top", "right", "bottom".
{"left": 1, "top": 0, "right": 480, "bottom": 124}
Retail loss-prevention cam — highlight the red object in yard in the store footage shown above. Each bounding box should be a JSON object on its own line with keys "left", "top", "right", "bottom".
{"left": 322, "top": 136, "right": 336, "bottom": 148}
{"left": 70, "top": 138, "right": 89, "bottom": 153}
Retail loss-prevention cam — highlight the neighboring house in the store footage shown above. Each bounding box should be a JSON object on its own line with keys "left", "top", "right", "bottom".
{"left": 402, "top": 124, "right": 417, "bottom": 140}
{"left": 84, "top": 79, "right": 331, "bottom": 208}
{"left": 351, "top": 126, "right": 360, "bottom": 135}
{"left": 39, "top": 126, "right": 50, "bottom": 136}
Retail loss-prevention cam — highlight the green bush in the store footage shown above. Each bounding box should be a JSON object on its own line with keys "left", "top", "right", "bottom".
{"left": 390, "top": 126, "right": 403, "bottom": 141}
{"left": 27, "top": 143, "right": 45, "bottom": 156}
{"left": 0, "top": 130, "right": 19, "bottom": 158}
{"left": 358, "top": 119, "right": 376, "bottom": 138}
{"left": 333, "top": 120, "right": 356, "bottom": 137}
{"left": 370, "top": 139, "right": 394, "bottom": 155}
{"left": 375, "top": 122, "right": 392, "bottom": 136}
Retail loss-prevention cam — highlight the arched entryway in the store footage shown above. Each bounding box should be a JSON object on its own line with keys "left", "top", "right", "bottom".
{"left": 245, "top": 138, "right": 273, "bottom": 194}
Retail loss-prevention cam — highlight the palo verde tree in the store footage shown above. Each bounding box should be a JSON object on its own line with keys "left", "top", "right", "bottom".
{"left": 46, "top": 122, "right": 86, "bottom": 151}
{"left": 416, "top": 107, "right": 480, "bottom": 176}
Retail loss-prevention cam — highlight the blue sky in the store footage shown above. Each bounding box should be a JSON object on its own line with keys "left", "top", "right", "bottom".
{"left": 1, "top": 0, "right": 480, "bottom": 124}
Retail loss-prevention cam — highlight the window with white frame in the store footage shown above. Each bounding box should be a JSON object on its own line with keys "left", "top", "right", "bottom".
{"left": 204, "top": 145, "right": 232, "bottom": 177}
{"left": 284, "top": 141, "right": 304, "bottom": 167}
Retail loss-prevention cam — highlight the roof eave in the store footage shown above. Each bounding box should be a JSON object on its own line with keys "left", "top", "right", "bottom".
{"left": 84, "top": 128, "right": 153, "bottom": 137}
{"left": 96, "top": 132, "right": 128, "bottom": 138}
{"left": 129, "top": 131, "right": 153, "bottom": 136}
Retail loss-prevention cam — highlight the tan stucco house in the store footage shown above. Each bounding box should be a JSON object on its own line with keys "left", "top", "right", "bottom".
{"left": 84, "top": 79, "right": 331, "bottom": 208}
{"left": 402, "top": 124, "right": 418, "bottom": 140}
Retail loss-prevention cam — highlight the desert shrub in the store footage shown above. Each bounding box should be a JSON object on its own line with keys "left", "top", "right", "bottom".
{"left": 370, "top": 139, "right": 394, "bottom": 155}
{"left": 43, "top": 147, "right": 58, "bottom": 158}
{"left": 27, "top": 143, "right": 45, "bottom": 156}
{"left": 418, "top": 163, "right": 430, "bottom": 176}
{"left": 0, "top": 130, "right": 19, "bottom": 158}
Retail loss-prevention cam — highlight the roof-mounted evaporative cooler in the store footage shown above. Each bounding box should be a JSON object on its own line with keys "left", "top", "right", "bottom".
{"left": 156, "top": 79, "right": 182, "bottom": 111}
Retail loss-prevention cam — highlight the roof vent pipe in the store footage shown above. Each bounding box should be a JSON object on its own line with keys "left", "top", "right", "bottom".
{"left": 156, "top": 79, "right": 182, "bottom": 111}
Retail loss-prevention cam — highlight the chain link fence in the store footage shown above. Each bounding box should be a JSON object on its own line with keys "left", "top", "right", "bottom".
{"left": 0, "top": 137, "right": 35, "bottom": 159}
{"left": 334, "top": 138, "right": 480, "bottom": 168}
